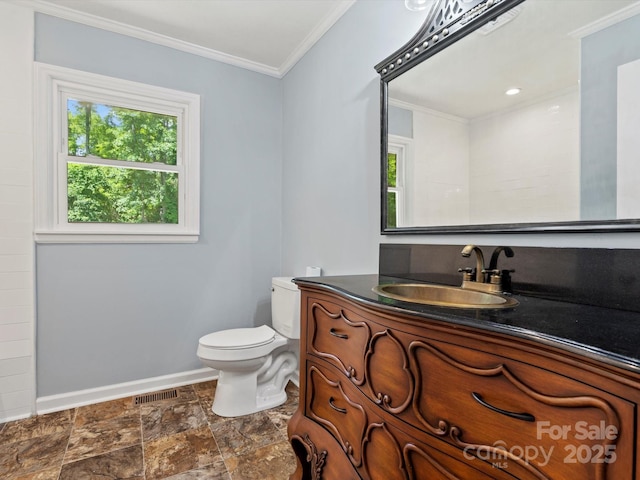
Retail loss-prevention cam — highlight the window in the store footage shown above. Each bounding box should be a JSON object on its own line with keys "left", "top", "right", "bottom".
{"left": 387, "top": 151, "right": 399, "bottom": 229}
{"left": 35, "top": 63, "right": 200, "bottom": 243}
{"left": 387, "top": 137, "right": 408, "bottom": 229}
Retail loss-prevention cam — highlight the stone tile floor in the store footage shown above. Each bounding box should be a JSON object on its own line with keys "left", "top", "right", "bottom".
{"left": 0, "top": 380, "right": 298, "bottom": 479}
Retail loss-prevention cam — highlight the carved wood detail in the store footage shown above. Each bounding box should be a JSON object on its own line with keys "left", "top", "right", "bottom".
{"left": 404, "top": 444, "right": 463, "bottom": 480}
{"left": 408, "top": 340, "right": 620, "bottom": 480}
{"left": 292, "top": 288, "right": 637, "bottom": 480}
{"left": 308, "top": 365, "right": 368, "bottom": 467}
{"left": 309, "top": 302, "right": 371, "bottom": 385}
{"left": 290, "top": 434, "right": 327, "bottom": 480}
{"left": 364, "top": 329, "right": 414, "bottom": 414}
{"left": 362, "top": 422, "right": 408, "bottom": 480}
{"left": 448, "top": 426, "right": 549, "bottom": 480}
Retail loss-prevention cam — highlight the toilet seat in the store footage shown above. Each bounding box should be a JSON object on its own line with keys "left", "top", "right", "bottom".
{"left": 197, "top": 325, "right": 287, "bottom": 363}
{"left": 200, "top": 325, "right": 275, "bottom": 350}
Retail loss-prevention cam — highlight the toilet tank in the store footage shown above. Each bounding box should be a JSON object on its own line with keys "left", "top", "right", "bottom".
{"left": 271, "top": 277, "right": 300, "bottom": 339}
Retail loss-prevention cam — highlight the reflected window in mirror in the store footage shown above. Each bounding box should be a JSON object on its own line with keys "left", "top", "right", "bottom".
{"left": 387, "top": 137, "right": 410, "bottom": 229}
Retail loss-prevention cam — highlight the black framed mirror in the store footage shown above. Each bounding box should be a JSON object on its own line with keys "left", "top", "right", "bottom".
{"left": 376, "top": 0, "right": 640, "bottom": 234}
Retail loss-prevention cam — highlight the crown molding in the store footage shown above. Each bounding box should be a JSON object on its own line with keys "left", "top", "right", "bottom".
{"left": 279, "top": 0, "right": 356, "bottom": 76}
{"left": 26, "top": 0, "right": 280, "bottom": 76}
{"left": 569, "top": 1, "right": 640, "bottom": 39}
{"left": 18, "top": 0, "right": 354, "bottom": 78}
{"left": 389, "top": 98, "right": 468, "bottom": 124}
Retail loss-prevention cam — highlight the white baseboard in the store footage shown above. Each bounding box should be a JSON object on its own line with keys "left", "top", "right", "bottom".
{"left": 36, "top": 367, "right": 218, "bottom": 414}
{"left": 0, "top": 408, "right": 34, "bottom": 424}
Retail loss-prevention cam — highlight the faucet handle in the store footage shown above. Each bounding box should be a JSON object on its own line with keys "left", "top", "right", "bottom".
{"left": 458, "top": 267, "right": 474, "bottom": 282}
{"left": 483, "top": 269, "right": 515, "bottom": 290}
{"left": 483, "top": 268, "right": 515, "bottom": 276}
{"left": 483, "top": 269, "right": 503, "bottom": 285}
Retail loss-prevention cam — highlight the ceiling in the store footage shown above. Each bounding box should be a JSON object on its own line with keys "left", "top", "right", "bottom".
{"left": 32, "top": 0, "right": 356, "bottom": 77}
{"left": 390, "top": 0, "right": 640, "bottom": 120}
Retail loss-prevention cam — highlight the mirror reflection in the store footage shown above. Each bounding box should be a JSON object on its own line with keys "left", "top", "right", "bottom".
{"left": 385, "top": 0, "right": 640, "bottom": 231}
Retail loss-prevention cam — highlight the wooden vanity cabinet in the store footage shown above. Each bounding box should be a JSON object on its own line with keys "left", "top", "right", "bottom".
{"left": 288, "top": 284, "right": 640, "bottom": 480}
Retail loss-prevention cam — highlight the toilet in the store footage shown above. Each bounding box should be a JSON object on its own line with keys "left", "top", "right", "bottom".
{"left": 197, "top": 277, "right": 300, "bottom": 417}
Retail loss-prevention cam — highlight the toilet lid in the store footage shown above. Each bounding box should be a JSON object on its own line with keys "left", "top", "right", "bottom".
{"left": 199, "top": 325, "right": 276, "bottom": 349}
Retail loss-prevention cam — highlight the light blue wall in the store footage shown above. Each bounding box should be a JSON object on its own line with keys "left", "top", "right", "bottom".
{"left": 35, "top": 14, "right": 283, "bottom": 396}
{"left": 281, "top": 1, "right": 427, "bottom": 277}
{"left": 389, "top": 105, "right": 413, "bottom": 138}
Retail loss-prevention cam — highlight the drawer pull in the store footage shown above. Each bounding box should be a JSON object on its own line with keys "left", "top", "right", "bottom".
{"left": 472, "top": 392, "right": 535, "bottom": 422}
{"left": 329, "top": 328, "right": 349, "bottom": 339}
{"left": 329, "top": 397, "right": 347, "bottom": 414}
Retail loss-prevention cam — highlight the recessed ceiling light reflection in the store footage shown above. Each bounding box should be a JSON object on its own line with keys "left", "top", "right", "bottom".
{"left": 505, "top": 88, "right": 522, "bottom": 96}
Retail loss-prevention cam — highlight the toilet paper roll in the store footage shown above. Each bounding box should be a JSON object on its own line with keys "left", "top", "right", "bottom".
{"left": 306, "top": 266, "right": 322, "bottom": 277}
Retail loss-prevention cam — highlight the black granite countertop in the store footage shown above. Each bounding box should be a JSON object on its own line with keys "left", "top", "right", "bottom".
{"left": 293, "top": 274, "right": 640, "bottom": 375}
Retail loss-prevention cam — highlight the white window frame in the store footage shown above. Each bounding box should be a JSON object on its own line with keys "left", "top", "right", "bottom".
{"left": 34, "top": 62, "right": 200, "bottom": 243}
{"left": 388, "top": 135, "right": 411, "bottom": 228}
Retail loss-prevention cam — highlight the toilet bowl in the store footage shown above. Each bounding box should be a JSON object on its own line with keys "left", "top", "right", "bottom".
{"left": 197, "top": 277, "right": 300, "bottom": 417}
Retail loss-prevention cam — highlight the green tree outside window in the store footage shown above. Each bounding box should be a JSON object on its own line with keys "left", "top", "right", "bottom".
{"left": 387, "top": 152, "right": 398, "bottom": 228}
{"left": 66, "top": 100, "right": 179, "bottom": 224}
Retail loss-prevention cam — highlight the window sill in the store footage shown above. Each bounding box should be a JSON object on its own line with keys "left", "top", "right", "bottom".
{"left": 34, "top": 232, "right": 199, "bottom": 244}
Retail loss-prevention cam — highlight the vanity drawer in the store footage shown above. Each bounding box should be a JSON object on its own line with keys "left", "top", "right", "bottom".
{"left": 356, "top": 419, "right": 521, "bottom": 480}
{"left": 306, "top": 360, "right": 369, "bottom": 468}
{"left": 381, "top": 421, "right": 521, "bottom": 480}
{"left": 306, "top": 297, "right": 372, "bottom": 385}
{"left": 409, "top": 339, "right": 635, "bottom": 480}
{"left": 307, "top": 359, "right": 522, "bottom": 480}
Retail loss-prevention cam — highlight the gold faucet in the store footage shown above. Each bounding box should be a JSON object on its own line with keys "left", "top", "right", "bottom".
{"left": 460, "top": 244, "right": 485, "bottom": 283}
{"left": 459, "top": 245, "right": 514, "bottom": 294}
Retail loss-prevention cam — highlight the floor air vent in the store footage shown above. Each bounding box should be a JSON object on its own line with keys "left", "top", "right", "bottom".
{"left": 134, "top": 389, "right": 178, "bottom": 405}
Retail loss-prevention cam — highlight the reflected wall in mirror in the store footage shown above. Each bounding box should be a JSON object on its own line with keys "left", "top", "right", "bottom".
{"left": 378, "top": 0, "right": 640, "bottom": 233}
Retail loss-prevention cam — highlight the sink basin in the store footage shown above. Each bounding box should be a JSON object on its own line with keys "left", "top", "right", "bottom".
{"left": 373, "top": 283, "right": 518, "bottom": 309}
